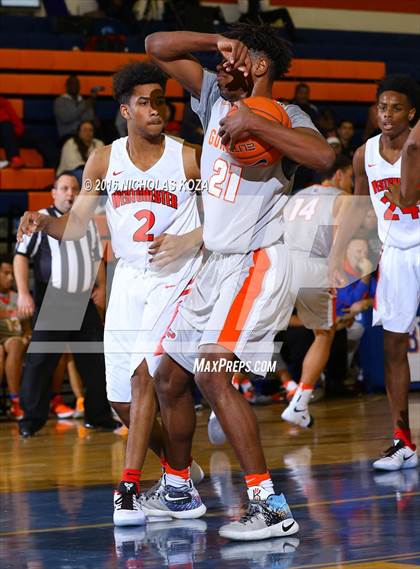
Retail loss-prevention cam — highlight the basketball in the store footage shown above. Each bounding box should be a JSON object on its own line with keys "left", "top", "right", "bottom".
{"left": 226, "top": 96, "right": 292, "bottom": 167}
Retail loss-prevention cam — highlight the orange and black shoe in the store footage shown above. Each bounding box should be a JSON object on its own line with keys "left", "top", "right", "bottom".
{"left": 50, "top": 395, "right": 75, "bottom": 419}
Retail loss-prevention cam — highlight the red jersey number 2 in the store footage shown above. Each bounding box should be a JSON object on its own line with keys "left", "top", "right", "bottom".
{"left": 133, "top": 210, "right": 155, "bottom": 242}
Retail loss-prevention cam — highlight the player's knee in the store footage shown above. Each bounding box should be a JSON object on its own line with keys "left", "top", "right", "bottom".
{"left": 384, "top": 331, "right": 408, "bottom": 361}
{"left": 155, "top": 365, "right": 189, "bottom": 401}
{"left": 195, "top": 372, "right": 225, "bottom": 403}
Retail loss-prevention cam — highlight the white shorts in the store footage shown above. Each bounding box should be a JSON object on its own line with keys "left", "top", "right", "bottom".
{"left": 162, "top": 244, "right": 294, "bottom": 377}
{"left": 105, "top": 257, "right": 200, "bottom": 403}
{"left": 373, "top": 244, "right": 420, "bottom": 333}
{"left": 291, "top": 252, "right": 336, "bottom": 330}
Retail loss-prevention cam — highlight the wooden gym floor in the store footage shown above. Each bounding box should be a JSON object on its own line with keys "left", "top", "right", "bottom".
{"left": 1, "top": 393, "right": 420, "bottom": 568}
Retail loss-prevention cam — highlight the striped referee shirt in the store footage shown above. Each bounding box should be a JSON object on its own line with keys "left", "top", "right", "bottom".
{"left": 15, "top": 206, "right": 102, "bottom": 294}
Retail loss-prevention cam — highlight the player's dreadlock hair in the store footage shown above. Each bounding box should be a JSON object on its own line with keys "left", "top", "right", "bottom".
{"left": 377, "top": 74, "right": 420, "bottom": 109}
{"left": 223, "top": 23, "right": 292, "bottom": 81}
{"left": 113, "top": 61, "right": 167, "bottom": 104}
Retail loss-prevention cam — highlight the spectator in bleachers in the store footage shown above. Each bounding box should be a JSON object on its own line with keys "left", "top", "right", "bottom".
{"left": 54, "top": 75, "right": 97, "bottom": 144}
{"left": 0, "top": 253, "right": 30, "bottom": 421}
{"left": 317, "top": 108, "right": 337, "bottom": 138}
{"left": 361, "top": 207, "right": 382, "bottom": 265}
{"left": 291, "top": 83, "right": 319, "bottom": 123}
{"left": 57, "top": 120, "right": 104, "bottom": 180}
{"left": 337, "top": 119, "right": 356, "bottom": 158}
{"left": 327, "top": 136, "right": 343, "bottom": 156}
{"left": 14, "top": 171, "right": 117, "bottom": 437}
{"left": 238, "top": 1, "right": 296, "bottom": 41}
{"left": 0, "top": 97, "right": 25, "bottom": 169}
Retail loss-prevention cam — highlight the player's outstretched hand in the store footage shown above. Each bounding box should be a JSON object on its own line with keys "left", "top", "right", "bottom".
{"left": 17, "top": 211, "right": 46, "bottom": 242}
{"left": 219, "top": 101, "right": 252, "bottom": 149}
{"left": 149, "top": 233, "right": 192, "bottom": 268}
{"left": 216, "top": 37, "right": 252, "bottom": 77}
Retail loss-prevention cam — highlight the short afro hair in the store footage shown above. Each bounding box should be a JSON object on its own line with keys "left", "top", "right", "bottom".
{"left": 377, "top": 74, "right": 420, "bottom": 109}
{"left": 223, "top": 23, "right": 292, "bottom": 81}
{"left": 113, "top": 61, "right": 167, "bottom": 104}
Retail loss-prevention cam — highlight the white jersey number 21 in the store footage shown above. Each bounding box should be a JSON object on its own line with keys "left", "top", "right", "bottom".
{"left": 208, "top": 158, "right": 242, "bottom": 203}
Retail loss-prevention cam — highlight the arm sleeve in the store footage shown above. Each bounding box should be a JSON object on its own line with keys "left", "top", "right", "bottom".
{"left": 190, "top": 70, "right": 221, "bottom": 132}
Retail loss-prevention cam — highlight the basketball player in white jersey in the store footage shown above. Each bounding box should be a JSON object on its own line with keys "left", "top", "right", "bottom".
{"left": 281, "top": 155, "right": 352, "bottom": 428}
{"left": 331, "top": 75, "right": 420, "bottom": 471}
{"left": 17, "top": 62, "right": 204, "bottom": 525}
{"left": 143, "top": 24, "right": 334, "bottom": 540}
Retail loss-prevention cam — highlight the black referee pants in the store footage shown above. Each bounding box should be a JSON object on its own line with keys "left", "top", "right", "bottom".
{"left": 20, "top": 291, "right": 113, "bottom": 433}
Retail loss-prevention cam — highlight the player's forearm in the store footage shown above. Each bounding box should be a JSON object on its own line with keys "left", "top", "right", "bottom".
{"left": 146, "top": 32, "right": 220, "bottom": 59}
{"left": 42, "top": 211, "right": 88, "bottom": 241}
{"left": 400, "top": 129, "right": 420, "bottom": 206}
{"left": 248, "top": 115, "right": 334, "bottom": 171}
{"left": 185, "top": 227, "right": 203, "bottom": 249}
{"left": 13, "top": 255, "right": 31, "bottom": 295}
{"left": 330, "top": 201, "right": 366, "bottom": 264}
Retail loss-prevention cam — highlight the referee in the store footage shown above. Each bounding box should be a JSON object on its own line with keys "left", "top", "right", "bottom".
{"left": 14, "top": 171, "right": 117, "bottom": 437}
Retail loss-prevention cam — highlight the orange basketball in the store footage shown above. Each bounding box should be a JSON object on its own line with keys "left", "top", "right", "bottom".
{"left": 226, "top": 96, "right": 291, "bottom": 167}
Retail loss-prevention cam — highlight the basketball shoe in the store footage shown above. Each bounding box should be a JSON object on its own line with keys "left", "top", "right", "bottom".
{"left": 219, "top": 493, "right": 299, "bottom": 541}
{"left": 50, "top": 395, "right": 74, "bottom": 419}
{"left": 372, "top": 439, "right": 418, "bottom": 471}
{"left": 281, "top": 388, "right": 314, "bottom": 428}
{"left": 9, "top": 397, "right": 24, "bottom": 421}
{"left": 73, "top": 397, "right": 84, "bottom": 419}
{"left": 113, "top": 481, "right": 145, "bottom": 527}
{"left": 141, "top": 475, "right": 206, "bottom": 519}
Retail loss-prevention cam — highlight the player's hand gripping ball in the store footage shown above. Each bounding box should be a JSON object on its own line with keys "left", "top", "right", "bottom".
{"left": 226, "top": 97, "right": 291, "bottom": 167}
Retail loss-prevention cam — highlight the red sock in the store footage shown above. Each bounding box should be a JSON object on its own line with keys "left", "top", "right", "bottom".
{"left": 121, "top": 468, "right": 141, "bottom": 494}
{"left": 165, "top": 463, "right": 190, "bottom": 480}
{"left": 394, "top": 428, "right": 416, "bottom": 451}
{"left": 299, "top": 383, "right": 313, "bottom": 391}
{"left": 244, "top": 472, "right": 271, "bottom": 488}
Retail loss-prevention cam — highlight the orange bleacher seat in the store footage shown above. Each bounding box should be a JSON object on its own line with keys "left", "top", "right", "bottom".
{"left": 0, "top": 74, "right": 183, "bottom": 98}
{"left": 0, "top": 49, "right": 385, "bottom": 82}
{"left": 273, "top": 81, "right": 377, "bottom": 103}
{"left": 0, "top": 149, "right": 43, "bottom": 168}
{"left": 0, "top": 49, "right": 149, "bottom": 73}
{"left": 0, "top": 73, "right": 377, "bottom": 102}
{"left": 0, "top": 168, "right": 54, "bottom": 190}
{"left": 28, "top": 191, "right": 51, "bottom": 211}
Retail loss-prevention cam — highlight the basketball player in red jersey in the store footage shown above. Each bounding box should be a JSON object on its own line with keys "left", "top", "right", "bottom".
{"left": 143, "top": 24, "right": 334, "bottom": 540}
{"left": 331, "top": 75, "right": 420, "bottom": 471}
{"left": 17, "top": 62, "right": 205, "bottom": 526}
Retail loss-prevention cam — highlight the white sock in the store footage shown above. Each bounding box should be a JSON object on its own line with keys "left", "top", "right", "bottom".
{"left": 285, "top": 380, "right": 298, "bottom": 393}
{"left": 290, "top": 384, "right": 313, "bottom": 410}
{"left": 165, "top": 469, "right": 190, "bottom": 488}
{"left": 247, "top": 478, "right": 274, "bottom": 501}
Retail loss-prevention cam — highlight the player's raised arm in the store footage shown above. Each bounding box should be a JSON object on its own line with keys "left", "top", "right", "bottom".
{"left": 17, "top": 147, "right": 108, "bottom": 242}
{"left": 145, "top": 32, "right": 251, "bottom": 98}
{"left": 399, "top": 120, "right": 420, "bottom": 206}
